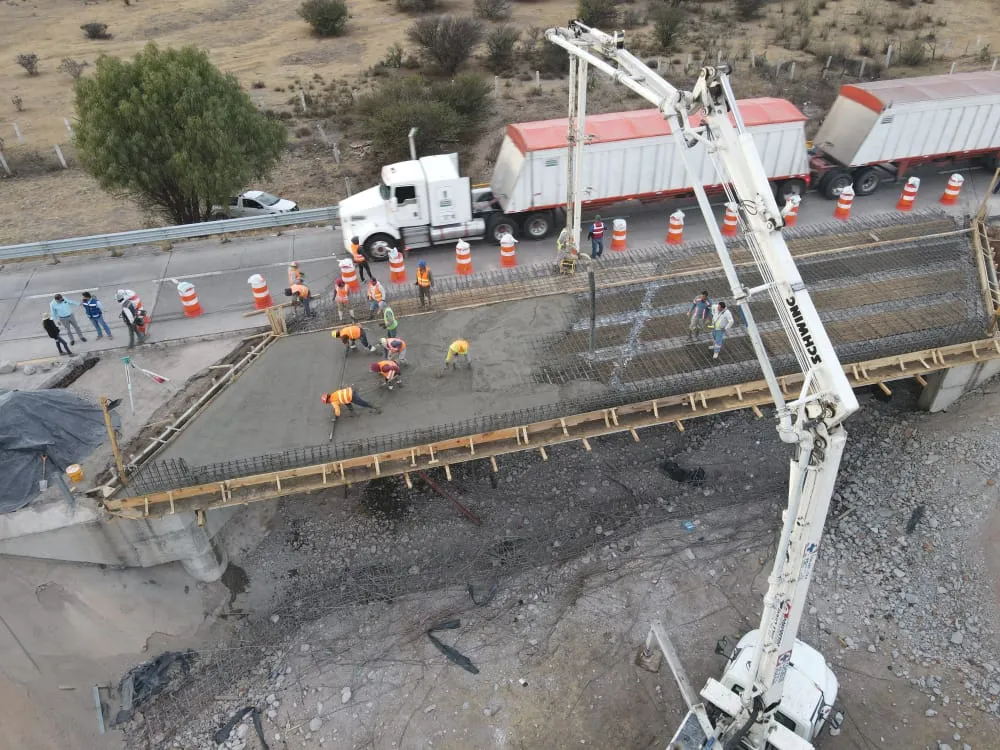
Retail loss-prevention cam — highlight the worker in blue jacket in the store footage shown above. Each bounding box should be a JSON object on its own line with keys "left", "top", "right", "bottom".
{"left": 81, "top": 292, "right": 113, "bottom": 339}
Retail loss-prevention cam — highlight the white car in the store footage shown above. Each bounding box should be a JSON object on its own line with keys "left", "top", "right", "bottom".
{"left": 213, "top": 191, "right": 298, "bottom": 219}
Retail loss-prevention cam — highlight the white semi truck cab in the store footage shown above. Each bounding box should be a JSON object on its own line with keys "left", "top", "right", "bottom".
{"left": 338, "top": 153, "right": 496, "bottom": 260}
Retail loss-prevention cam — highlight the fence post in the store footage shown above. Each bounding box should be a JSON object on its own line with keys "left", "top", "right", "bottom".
{"left": 494, "top": 75, "right": 500, "bottom": 96}
{"left": 54, "top": 144, "right": 68, "bottom": 169}
{"left": 993, "top": 57, "right": 998, "bottom": 71}
{"left": 63, "top": 117, "right": 73, "bottom": 137}
{"left": 789, "top": 62, "right": 796, "bottom": 81}
{"left": 950, "top": 61, "right": 957, "bottom": 74}
{"left": 298, "top": 90, "right": 307, "bottom": 114}
{"left": 885, "top": 45, "right": 893, "bottom": 68}
{"left": 0, "top": 150, "right": 11, "bottom": 177}
{"left": 12, "top": 123, "right": 23, "bottom": 143}
{"left": 859, "top": 58, "right": 867, "bottom": 78}
{"left": 534, "top": 70, "right": 541, "bottom": 91}
{"left": 750, "top": 52, "right": 756, "bottom": 69}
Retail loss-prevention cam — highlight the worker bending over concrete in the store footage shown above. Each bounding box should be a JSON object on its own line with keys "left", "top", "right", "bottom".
{"left": 380, "top": 337, "right": 407, "bottom": 363}
{"left": 321, "top": 386, "right": 376, "bottom": 420}
{"left": 370, "top": 360, "right": 402, "bottom": 390}
{"left": 445, "top": 339, "right": 470, "bottom": 369}
{"left": 334, "top": 325, "right": 376, "bottom": 353}
{"left": 287, "top": 282, "right": 315, "bottom": 317}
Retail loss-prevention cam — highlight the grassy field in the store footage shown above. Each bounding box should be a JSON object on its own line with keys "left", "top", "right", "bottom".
{"left": 0, "top": 0, "right": 996, "bottom": 244}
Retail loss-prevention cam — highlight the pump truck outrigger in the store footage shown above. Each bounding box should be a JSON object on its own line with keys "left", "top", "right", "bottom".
{"left": 545, "top": 21, "right": 860, "bottom": 750}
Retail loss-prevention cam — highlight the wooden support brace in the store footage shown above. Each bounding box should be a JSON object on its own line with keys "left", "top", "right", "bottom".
{"left": 468, "top": 437, "right": 476, "bottom": 455}
{"left": 652, "top": 400, "right": 659, "bottom": 418}
{"left": 603, "top": 410, "right": 611, "bottom": 428}
{"left": 275, "top": 476, "right": 282, "bottom": 492}
{"left": 897, "top": 357, "right": 906, "bottom": 371}
{"left": 168, "top": 492, "right": 175, "bottom": 515}
{"left": 700, "top": 392, "right": 708, "bottom": 409}
{"left": 688, "top": 393, "right": 697, "bottom": 411}
{"left": 610, "top": 408, "right": 619, "bottom": 426}
{"left": 851, "top": 364, "right": 860, "bottom": 381}
{"left": 444, "top": 464, "right": 452, "bottom": 481}
{"left": 751, "top": 404, "right": 763, "bottom": 419}
{"left": 539, "top": 446, "right": 548, "bottom": 461}
{"left": 490, "top": 456, "right": 498, "bottom": 473}
{"left": 918, "top": 358, "right": 930, "bottom": 369}
{"left": 972, "top": 342, "right": 979, "bottom": 360}
{"left": 144, "top": 497, "right": 149, "bottom": 517}
{"left": 404, "top": 472, "right": 412, "bottom": 489}
{"left": 581, "top": 438, "right": 592, "bottom": 452}
{"left": 629, "top": 428, "right": 640, "bottom": 443}
{"left": 322, "top": 465, "right": 328, "bottom": 484}
{"left": 339, "top": 463, "right": 345, "bottom": 481}
{"left": 735, "top": 384, "right": 743, "bottom": 401}
{"left": 428, "top": 444, "right": 438, "bottom": 465}
{"left": 521, "top": 427, "right": 530, "bottom": 444}
{"left": 877, "top": 381, "right": 892, "bottom": 396}
{"left": 994, "top": 339, "right": 1000, "bottom": 355}
{"left": 196, "top": 509, "right": 206, "bottom": 527}
{"left": 675, "top": 419, "right": 685, "bottom": 432}
{"left": 373, "top": 455, "right": 381, "bottom": 476}
{"left": 779, "top": 377, "right": 789, "bottom": 394}
{"left": 560, "top": 418, "right": 569, "bottom": 436}
{"left": 914, "top": 374, "right": 928, "bottom": 387}
{"left": 410, "top": 448, "right": 417, "bottom": 467}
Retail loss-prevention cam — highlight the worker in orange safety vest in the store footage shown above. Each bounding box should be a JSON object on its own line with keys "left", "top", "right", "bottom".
{"left": 369, "top": 359, "right": 402, "bottom": 390}
{"left": 380, "top": 336, "right": 407, "bottom": 363}
{"left": 333, "top": 324, "right": 376, "bottom": 353}
{"left": 286, "top": 282, "right": 315, "bottom": 317}
{"left": 334, "top": 278, "right": 351, "bottom": 321}
{"left": 445, "top": 339, "right": 470, "bottom": 369}
{"left": 350, "top": 236, "right": 372, "bottom": 282}
{"left": 366, "top": 277, "right": 385, "bottom": 315}
{"left": 287, "top": 261, "right": 304, "bottom": 287}
{"left": 415, "top": 260, "right": 433, "bottom": 308}
{"left": 321, "top": 386, "right": 376, "bottom": 420}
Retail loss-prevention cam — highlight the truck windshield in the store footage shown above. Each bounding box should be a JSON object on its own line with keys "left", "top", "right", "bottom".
{"left": 379, "top": 180, "right": 391, "bottom": 201}
{"left": 256, "top": 193, "right": 281, "bottom": 206}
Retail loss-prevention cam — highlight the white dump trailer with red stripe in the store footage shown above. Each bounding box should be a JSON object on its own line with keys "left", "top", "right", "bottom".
{"left": 810, "top": 71, "right": 1000, "bottom": 198}
{"left": 338, "top": 98, "right": 810, "bottom": 259}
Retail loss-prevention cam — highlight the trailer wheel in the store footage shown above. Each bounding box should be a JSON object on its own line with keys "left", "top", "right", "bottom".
{"left": 852, "top": 167, "right": 880, "bottom": 196}
{"left": 775, "top": 178, "right": 807, "bottom": 204}
{"left": 488, "top": 215, "right": 519, "bottom": 243}
{"left": 819, "top": 170, "right": 852, "bottom": 200}
{"left": 364, "top": 233, "right": 396, "bottom": 262}
{"left": 523, "top": 212, "right": 553, "bottom": 240}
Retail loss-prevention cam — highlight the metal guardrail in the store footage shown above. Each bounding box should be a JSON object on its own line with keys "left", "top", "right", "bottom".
{"left": 0, "top": 206, "right": 340, "bottom": 261}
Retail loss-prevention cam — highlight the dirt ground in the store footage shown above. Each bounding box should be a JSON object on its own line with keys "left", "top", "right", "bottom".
{"left": 1, "top": 0, "right": 996, "bottom": 246}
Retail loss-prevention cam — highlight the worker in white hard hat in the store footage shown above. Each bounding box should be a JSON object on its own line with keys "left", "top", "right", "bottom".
{"left": 287, "top": 261, "right": 304, "bottom": 287}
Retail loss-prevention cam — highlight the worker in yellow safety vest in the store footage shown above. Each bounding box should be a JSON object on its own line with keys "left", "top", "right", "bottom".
{"left": 367, "top": 277, "right": 385, "bottom": 314}
{"left": 415, "top": 260, "right": 433, "bottom": 308}
{"left": 334, "top": 278, "right": 351, "bottom": 321}
{"left": 350, "top": 236, "right": 372, "bottom": 282}
{"left": 445, "top": 339, "right": 470, "bottom": 369}
{"left": 333, "top": 325, "right": 376, "bottom": 353}
{"left": 321, "top": 386, "right": 376, "bottom": 420}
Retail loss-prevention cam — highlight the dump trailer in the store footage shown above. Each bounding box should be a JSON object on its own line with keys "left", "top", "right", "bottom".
{"left": 810, "top": 70, "right": 1000, "bottom": 198}
{"left": 338, "top": 98, "right": 810, "bottom": 259}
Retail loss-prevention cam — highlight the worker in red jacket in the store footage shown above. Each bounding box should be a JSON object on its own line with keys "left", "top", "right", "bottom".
{"left": 370, "top": 360, "right": 402, "bottom": 390}
{"left": 588, "top": 214, "right": 605, "bottom": 258}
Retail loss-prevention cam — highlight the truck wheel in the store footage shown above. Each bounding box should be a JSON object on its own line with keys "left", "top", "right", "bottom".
{"left": 364, "top": 234, "right": 396, "bottom": 262}
{"left": 523, "top": 212, "right": 553, "bottom": 240}
{"left": 852, "top": 167, "right": 880, "bottom": 196}
{"left": 775, "top": 178, "right": 807, "bottom": 204}
{"left": 488, "top": 215, "right": 519, "bottom": 243}
{"left": 820, "top": 170, "right": 852, "bottom": 200}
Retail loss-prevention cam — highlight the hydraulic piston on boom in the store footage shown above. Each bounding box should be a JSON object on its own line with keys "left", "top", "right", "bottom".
{"left": 546, "top": 22, "right": 860, "bottom": 749}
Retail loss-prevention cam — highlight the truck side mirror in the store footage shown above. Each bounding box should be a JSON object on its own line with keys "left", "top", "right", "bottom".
{"left": 714, "top": 636, "right": 730, "bottom": 658}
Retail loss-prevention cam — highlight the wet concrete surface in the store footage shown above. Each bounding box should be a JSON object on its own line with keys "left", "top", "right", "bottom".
{"left": 161, "top": 294, "right": 590, "bottom": 465}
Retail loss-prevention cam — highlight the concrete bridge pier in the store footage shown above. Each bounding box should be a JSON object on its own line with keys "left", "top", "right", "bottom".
{"left": 918, "top": 360, "right": 1000, "bottom": 412}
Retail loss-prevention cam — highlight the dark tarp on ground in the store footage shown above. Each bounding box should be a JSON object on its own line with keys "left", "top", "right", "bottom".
{"left": 0, "top": 389, "right": 115, "bottom": 513}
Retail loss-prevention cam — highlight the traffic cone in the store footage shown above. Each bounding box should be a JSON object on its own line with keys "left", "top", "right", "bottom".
{"left": 834, "top": 185, "right": 854, "bottom": 220}
{"left": 177, "top": 281, "right": 202, "bottom": 318}
{"left": 499, "top": 233, "right": 517, "bottom": 268}
{"left": 939, "top": 174, "right": 964, "bottom": 206}
{"left": 247, "top": 274, "right": 273, "bottom": 309}
{"left": 388, "top": 247, "right": 407, "bottom": 283}
{"left": 721, "top": 203, "right": 739, "bottom": 237}
{"left": 455, "top": 239, "right": 473, "bottom": 275}
{"left": 610, "top": 218, "right": 627, "bottom": 252}
{"left": 896, "top": 176, "right": 920, "bottom": 212}
{"left": 666, "top": 210, "right": 685, "bottom": 245}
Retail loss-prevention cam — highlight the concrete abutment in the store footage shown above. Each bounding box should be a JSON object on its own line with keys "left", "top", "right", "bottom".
{"left": 918, "top": 360, "right": 1000, "bottom": 412}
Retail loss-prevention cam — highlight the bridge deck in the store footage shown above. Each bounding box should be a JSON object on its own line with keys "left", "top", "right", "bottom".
{"left": 127, "top": 212, "right": 987, "bottom": 497}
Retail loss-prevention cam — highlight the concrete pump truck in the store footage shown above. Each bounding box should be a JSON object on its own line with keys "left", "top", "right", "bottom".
{"left": 545, "top": 22, "right": 860, "bottom": 750}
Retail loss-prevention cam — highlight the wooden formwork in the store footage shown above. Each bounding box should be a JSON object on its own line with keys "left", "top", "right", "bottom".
{"left": 105, "top": 337, "right": 1000, "bottom": 520}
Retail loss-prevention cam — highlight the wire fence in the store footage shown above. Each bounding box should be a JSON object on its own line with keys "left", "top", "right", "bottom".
{"left": 126, "top": 211, "right": 986, "bottom": 497}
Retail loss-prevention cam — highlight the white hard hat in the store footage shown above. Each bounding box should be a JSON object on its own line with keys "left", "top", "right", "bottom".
{"left": 115, "top": 289, "right": 126, "bottom": 302}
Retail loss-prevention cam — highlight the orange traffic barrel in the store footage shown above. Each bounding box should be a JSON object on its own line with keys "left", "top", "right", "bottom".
{"left": 939, "top": 174, "right": 964, "bottom": 206}
{"left": 177, "top": 281, "right": 202, "bottom": 318}
{"left": 247, "top": 274, "right": 273, "bottom": 309}
{"left": 833, "top": 185, "right": 854, "bottom": 220}
{"left": 610, "top": 218, "right": 627, "bottom": 252}
{"left": 455, "top": 239, "right": 473, "bottom": 275}
{"left": 339, "top": 258, "right": 361, "bottom": 292}
{"left": 721, "top": 203, "right": 739, "bottom": 237}
{"left": 666, "top": 210, "right": 685, "bottom": 245}
{"left": 896, "top": 176, "right": 920, "bottom": 212}
{"left": 388, "top": 247, "right": 407, "bottom": 283}
{"left": 499, "top": 233, "right": 517, "bottom": 268}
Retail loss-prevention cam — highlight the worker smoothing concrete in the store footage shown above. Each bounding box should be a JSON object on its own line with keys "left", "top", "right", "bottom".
{"left": 445, "top": 339, "right": 470, "bottom": 369}
{"left": 380, "top": 337, "right": 407, "bottom": 363}
{"left": 321, "top": 386, "right": 376, "bottom": 421}
{"left": 287, "top": 282, "right": 315, "bottom": 318}
{"left": 370, "top": 360, "right": 402, "bottom": 390}
{"left": 334, "top": 325, "right": 376, "bottom": 353}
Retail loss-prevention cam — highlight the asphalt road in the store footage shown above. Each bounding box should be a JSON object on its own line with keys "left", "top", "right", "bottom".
{"left": 1, "top": 167, "right": 997, "bottom": 364}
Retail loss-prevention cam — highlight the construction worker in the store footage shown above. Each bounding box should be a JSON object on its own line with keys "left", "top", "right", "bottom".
{"left": 369, "top": 359, "right": 402, "bottom": 389}
{"left": 379, "top": 301, "right": 398, "bottom": 337}
{"left": 687, "top": 290, "right": 713, "bottom": 340}
{"left": 287, "top": 261, "right": 304, "bottom": 287}
{"left": 415, "top": 259, "right": 432, "bottom": 308}
{"left": 367, "top": 277, "right": 385, "bottom": 314}
{"left": 287, "top": 282, "right": 315, "bottom": 317}
{"left": 333, "top": 324, "right": 376, "bottom": 352}
{"left": 588, "top": 214, "right": 605, "bottom": 258}
{"left": 380, "top": 336, "right": 407, "bottom": 363}
{"left": 710, "top": 301, "right": 735, "bottom": 360}
{"left": 321, "top": 386, "right": 376, "bottom": 420}
{"left": 116, "top": 290, "right": 147, "bottom": 348}
{"left": 445, "top": 339, "right": 470, "bottom": 369}
{"left": 334, "top": 278, "right": 351, "bottom": 321}
{"left": 350, "top": 236, "right": 372, "bottom": 282}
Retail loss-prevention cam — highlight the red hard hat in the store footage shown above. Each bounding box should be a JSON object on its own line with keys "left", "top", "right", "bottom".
{"left": 369, "top": 363, "right": 380, "bottom": 372}
{"left": 320, "top": 393, "right": 331, "bottom": 404}
{"left": 336, "top": 279, "right": 345, "bottom": 286}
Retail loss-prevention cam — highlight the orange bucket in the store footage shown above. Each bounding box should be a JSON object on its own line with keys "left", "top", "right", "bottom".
{"left": 66, "top": 464, "right": 84, "bottom": 483}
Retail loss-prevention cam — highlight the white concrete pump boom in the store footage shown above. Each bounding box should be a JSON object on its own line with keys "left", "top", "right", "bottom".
{"left": 546, "top": 22, "right": 860, "bottom": 750}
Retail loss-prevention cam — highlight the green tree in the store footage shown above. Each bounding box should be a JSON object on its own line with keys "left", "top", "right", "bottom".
{"left": 73, "top": 44, "right": 287, "bottom": 225}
